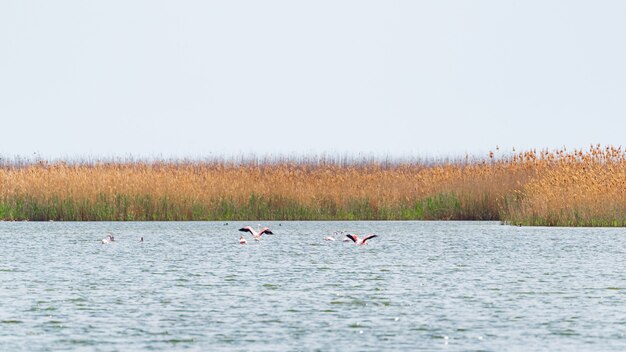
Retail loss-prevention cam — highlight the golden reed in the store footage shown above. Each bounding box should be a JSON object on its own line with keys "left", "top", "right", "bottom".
{"left": 0, "top": 145, "right": 624, "bottom": 225}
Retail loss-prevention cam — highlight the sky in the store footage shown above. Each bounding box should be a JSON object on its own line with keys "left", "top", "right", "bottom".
{"left": 1, "top": 1, "right": 625, "bottom": 159}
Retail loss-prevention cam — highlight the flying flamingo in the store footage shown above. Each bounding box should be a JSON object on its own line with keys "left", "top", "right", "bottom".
{"left": 239, "top": 235, "right": 248, "bottom": 244}
{"left": 239, "top": 225, "right": 273, "bottom": 241}
{"left": 345, "top": 234, "right": 378, "bottom": 245}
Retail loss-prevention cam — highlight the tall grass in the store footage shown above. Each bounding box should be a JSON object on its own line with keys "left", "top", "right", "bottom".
{"left": 502, "top": 145, "right": 626, "bottom": 226}
{"left": 1, "top": 145, "right": 625, "bottom": 225}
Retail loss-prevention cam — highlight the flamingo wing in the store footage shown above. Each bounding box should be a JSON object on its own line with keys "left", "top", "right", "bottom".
{"left": 260, "top": 228, "right": 274, "bottom": 235}
{"left": 362, "top": 234, "right": 378, "bottom": 243}
{"left": 346, "top": 234, "right": 358, "bottom": 243}
{"left": 239, "top": 226, "right": 253, "bottom": 234}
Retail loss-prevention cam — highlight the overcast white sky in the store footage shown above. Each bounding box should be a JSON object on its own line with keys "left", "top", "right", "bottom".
{"left": 1, "top": 1, "right": 625, "bottom": 159}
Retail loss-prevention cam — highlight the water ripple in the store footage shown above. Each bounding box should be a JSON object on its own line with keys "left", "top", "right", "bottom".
{"left": 1, "top": 221, "right": 626, "bottom": 350}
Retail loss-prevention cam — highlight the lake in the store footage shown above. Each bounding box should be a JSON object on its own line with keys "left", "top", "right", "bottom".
{"left": 1, "top": 221, "right": 625, "bottom": 351}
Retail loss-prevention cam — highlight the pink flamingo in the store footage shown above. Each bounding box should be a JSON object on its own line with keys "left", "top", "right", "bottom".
{"left": 239, "top": 235, "right": 248, "bottom": 244}
{"left": 239, "top": 225, "right": 273, "bottom": 241}
{"left": 346, "top": 234, "right": 378, "bottom": 245}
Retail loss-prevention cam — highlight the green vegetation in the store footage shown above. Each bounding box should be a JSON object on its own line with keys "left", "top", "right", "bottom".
{"left": 0, "top": 193, "right": 470, "bottom": 221}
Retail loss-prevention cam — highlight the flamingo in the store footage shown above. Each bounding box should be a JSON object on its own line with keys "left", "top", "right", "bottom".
{"left": 346, "top": 234, "right": 377, "bottom": 245}
{"left": 101, "top": 234, "right": 115, "bottom": 244}
{"left": 239, "top": 235, "right": 248, "bottom": 244}
{"left": 325, "top": 231, "right": 345, "bottom": 241}
{"left": 239, "top": 225, "right": 273, "bottom": 241}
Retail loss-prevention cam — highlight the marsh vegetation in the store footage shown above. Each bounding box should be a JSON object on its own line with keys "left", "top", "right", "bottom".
{"left": 1, "top": 145, "right": 624, "bottom": 226}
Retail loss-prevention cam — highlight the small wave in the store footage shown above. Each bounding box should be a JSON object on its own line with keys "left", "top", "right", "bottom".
{"left": 1, "top": 320, "right": 22, "bottom": 324}
{"left": 165, "top": 338, "right": 196, "bottom": 344}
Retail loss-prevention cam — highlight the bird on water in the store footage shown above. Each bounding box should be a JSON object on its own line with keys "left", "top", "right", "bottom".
{"left": 101, "top": 234, "right": 115, "bottom": 244}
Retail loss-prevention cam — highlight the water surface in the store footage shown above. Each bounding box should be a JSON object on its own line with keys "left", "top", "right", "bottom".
{"left": 1, "top": 221, "right": 625, "bottom": 351}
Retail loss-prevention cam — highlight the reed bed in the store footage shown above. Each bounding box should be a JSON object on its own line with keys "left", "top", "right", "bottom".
{"left": 0, "top": 145, "right": 624, "bottom": 225}
{"left": 503, "top": 145, "right": 626, "bottom": 226}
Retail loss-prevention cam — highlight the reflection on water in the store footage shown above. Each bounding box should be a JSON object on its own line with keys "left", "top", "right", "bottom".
{"left": 1, "top": 221, "right": 626, "bottom": 351}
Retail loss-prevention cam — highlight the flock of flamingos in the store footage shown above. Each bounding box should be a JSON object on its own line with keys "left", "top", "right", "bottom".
{"left": 100, "top": 224, "right": 378, "bottom": 246}
{"left": 237, "top": 224, "right": 378, "bottom": 245}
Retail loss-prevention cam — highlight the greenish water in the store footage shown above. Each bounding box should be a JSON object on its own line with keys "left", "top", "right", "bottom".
{"left": 1, "top": 221, "right": 625, "bottom": 351}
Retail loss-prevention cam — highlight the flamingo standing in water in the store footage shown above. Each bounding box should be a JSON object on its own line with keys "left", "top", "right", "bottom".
{"left": 239, "top": 235, "right": 248, "bottom": 244}
{"left": 239, "top": 225, "right": 273, "bottom": 241}
{"left": 346, "top": 234, "right": 377, "bottom": 245}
